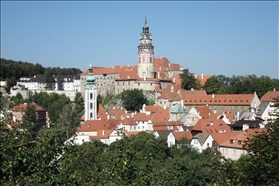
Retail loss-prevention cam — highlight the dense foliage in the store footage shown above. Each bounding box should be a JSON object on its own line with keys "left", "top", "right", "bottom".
{"left": 203, "top": 74, "right": 279, "bottom": 98}
{"left": 121, "top": 89, "right": 148, "bottom": 111}
{"left": 0, "top": 58, "right": 82, "bottom": 92}
{"left": 179, "top": 69, "right": 201, "bottom": 90}
{"left": 1, "top": 103, "right": 279, "bottom": 185}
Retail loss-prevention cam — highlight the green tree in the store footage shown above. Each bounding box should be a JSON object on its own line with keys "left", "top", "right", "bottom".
{"left": 241, "top": 97, "right": 279, "bottom": 186}
{"left": 22, "top": 104, "right": 37, "bottom": 129}
{"left": 203, "top": 75, "right": 231, "bottom": 94}
{"left": 74, "top": 92, "right": 84, "bottom": 116}
{"left": 56, "top": 103, "right": 80, "bottom": 140}
{"left": 0, "top": 105, "right": 71, "bottom": 185}
{"left": 121, "top": 89, "right": 148, "bottom": 112}
{"left": 179, "top": 69, "right": 201, "bottom": 90}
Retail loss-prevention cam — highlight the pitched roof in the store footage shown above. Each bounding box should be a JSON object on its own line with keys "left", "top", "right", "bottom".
{"left": 97, "top": 130, "right": 113, "bottom": 139}
{"left": 144, "top": 105, "right": 160, "bottom": 113}
{"left": 211, "top": 132, "right": 240, "bottom": 145}
{"left": 134, "top": 113, "right": 153, "bottom": 121}
{"left": 194, "top": 106, "right": 212, "bottom": 119}
{"left": 155, "top": 130, "right": 172, "bottom": 138}
{"left": 81, "top": 66, "right": 137, "bottom": 76}
{"left": 256, "top": 101, "right": 270, "bottom": 116}
{"left": 77, "top": 119, "right": 113, "bottom": 133}
{"left": 184, "top": 94, "right": 257, "bottom": 106}
{"left": 195, "top": 74, "right": 212, "bottom": 86}
{"left": 260, "top": 91, "right": 279, "bottom": 102}
{"left": 231, "top": 120, "right": 263, "bottom": 129}
{"left": 12, "top": 103, "right": 46, "bottom": 112}
{"left": 191, "top": 119, "right": 232, "bottom": 133}
{"left": 219, "top": 128, "right": 266, "bottom": 148}
{"left": 80, "top": 102, "right": 108, "bottom": 121}
{"left": 170, "top": 104, "right": 186, "bottom": 113}
{"left": 192, "top": 133, "right": 211, "bottom": 145}
{"left": 172, "top": 131, "right": 192, "bottom": 141}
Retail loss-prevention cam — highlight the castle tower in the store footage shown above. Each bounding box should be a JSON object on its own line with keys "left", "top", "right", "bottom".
{"left": 137, "top": 16, "right": 155, "bottom": 79}
{"left": 84, "top": 64, "right": 97, "bottom": 121}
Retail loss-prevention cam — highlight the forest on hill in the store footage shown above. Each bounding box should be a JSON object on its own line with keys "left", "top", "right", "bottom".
{"left": 0, "top": 58, "right": 82, "bottom": 91}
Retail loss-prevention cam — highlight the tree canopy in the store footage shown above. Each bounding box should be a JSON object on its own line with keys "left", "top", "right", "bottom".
{"left": 203, "top": 74, "right": 279, "bottom": 98}
{"left": 179, "top": 69, "right": 201, "bottom": 90}
{"left": 121, "top": 89, "right": 148, "bottom": 112}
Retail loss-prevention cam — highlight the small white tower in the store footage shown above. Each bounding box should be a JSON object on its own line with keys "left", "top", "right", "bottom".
{"left": 84, "top": 64, "right": 97, "bottom": 121}
{"left": 137, "top": 16, "right": 155, "bottom": 79}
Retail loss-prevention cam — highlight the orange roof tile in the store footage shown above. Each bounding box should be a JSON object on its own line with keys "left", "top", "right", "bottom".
{"left": 97, "top": 130, "right": 113, "bottom": 139}
{"left": 211, "top": 132, "right": 240, "bottom": 145}
{"left": 12, "top": 103, "right": 45, "bottom": 112}
{"left": 134, "top": 113, "right": 153, "bottom": 121}
{"left": 219, "top": 128, "right": 266, "bottom": 148}
{"left": 171, "top": 75, "right": 182, "bottom": 85}
{"left": 77, "top": 120, "right": 113, "bottom": 133}
{"left": 260, "top": 91, "right": 279, "bottom": 102}
{"left": 144, "top": 105, "right": 160, "bottom": 113}
{"left": 172, "top": 131, "right": 193, "bottom": 141}
{"left": 196, "top": 74, "right": 212, "bottom": 86}
{"left": 191, "top": 119, "right": 232, "bottom": 134}
{"left": 184, "top": 94, "right": 256, "bottom": 106}
{"left": 194, "top": 106, "right": 212, "bottom": 119}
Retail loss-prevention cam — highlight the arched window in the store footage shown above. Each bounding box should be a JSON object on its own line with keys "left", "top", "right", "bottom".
{"left": 90, "top": 112, "right": 93, "bottom": 118}
{"left": 90, "top": 103, "right": 93, "bottom": 109}
{"left": 90, "top": 93, "right": 93, "bottom": 99}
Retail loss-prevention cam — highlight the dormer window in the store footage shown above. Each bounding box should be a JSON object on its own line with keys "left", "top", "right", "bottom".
{"left": 238, "top": 140, "right": 242, "bottom": 145}
{"left": 230, "top": 139, "right": 233, "bottom": 144}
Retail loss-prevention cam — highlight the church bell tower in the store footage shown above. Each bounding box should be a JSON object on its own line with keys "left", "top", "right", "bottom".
{"left": 84, "top": 64, "right": 97, "bottom": 121}
{"left": 137, "top": 16, "right": 155, "bottom": 79}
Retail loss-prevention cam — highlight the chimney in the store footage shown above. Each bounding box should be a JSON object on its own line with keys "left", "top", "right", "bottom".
{"left": 173, "top": 77, "right": 176, "bottom": 83}
{"left": 180, "top": 99, "right": 183, "bottom": 106}
{"left": 210, "top": 121, "right": 213, "bottom": 126}
{"left": 214, "top": 109, "right": 216, "bottom": 114}
{"left": 273, "top": 88, "right": 276, "bottom": 91}
{"left": 242, "top": 124, "right": 249, "bottom": 131}
{"left": 171, "top": 86, "right": 174, "bottom": 93}
{"left": 102, "top": 130, "right": 105, "bottom": 135}
{"left": 201, "top": 72, "right": 204, "bottom": 79}
{"left": 163, "top": 105, "right": 166, "bottom": 110}
{"left": 212, "top": 94, "right": 215, "bottom": 98}
{"left": 158, "top": 72, "right": 160, "bottom": 79}
{"left": 107, "top": 114, "right": 110, "bottom": 120}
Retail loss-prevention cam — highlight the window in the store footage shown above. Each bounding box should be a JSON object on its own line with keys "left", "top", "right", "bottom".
{"left": 90, "top": 93, "right": 93, "bottom": 99}
{"left": 90, "top": 103, "right": 93, "bottom": 109}
{"left": 90, "top": 112, "right": 93, "bottom": 118}
{"left": 138, "top": 83, "right": 140, "bottom": 86}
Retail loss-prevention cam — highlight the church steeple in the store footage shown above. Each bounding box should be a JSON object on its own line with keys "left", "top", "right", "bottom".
{"left": 84, "top": 64, "right": 97, "bottom": 121}
{"left": 86, "top": 64, "right": 96, "bottom": 89}
{"left": 143, "top": 16, "right": 149, "bottom": 33}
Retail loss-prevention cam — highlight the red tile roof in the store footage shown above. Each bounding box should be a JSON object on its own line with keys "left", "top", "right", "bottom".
{"left": 260, "top": 91, "right": 279, "bottom": 102}
{"left": 219, "top": 128, "right": 266, "bottom": 148}
{"left": 195, "top": 74, "right": 212, "bottom": 86}
{"left": 194, "top": 106, "right": 212, "bottom": 119}
{"left": 191, "top": 119, "right": 232, "bottom": 134}
{"left": 77, "top": 119, "right": 113, "bottom": 133}
{"left": 184, "top": 94, "right": 257, "bottom": 106}
{"left": 172, "top": 131, "right": 193, "bottom": 141}
{"left": 12, "top": 103, "right": 46, "bottom": 112}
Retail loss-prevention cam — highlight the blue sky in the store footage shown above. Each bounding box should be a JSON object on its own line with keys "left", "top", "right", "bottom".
{"left": 1, "top": 1, "right": 278, "bottom": 78}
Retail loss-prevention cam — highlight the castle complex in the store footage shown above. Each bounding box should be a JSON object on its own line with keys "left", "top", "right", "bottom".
{"left": 80, "top": 17, "right": 183, "bottom": 97}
